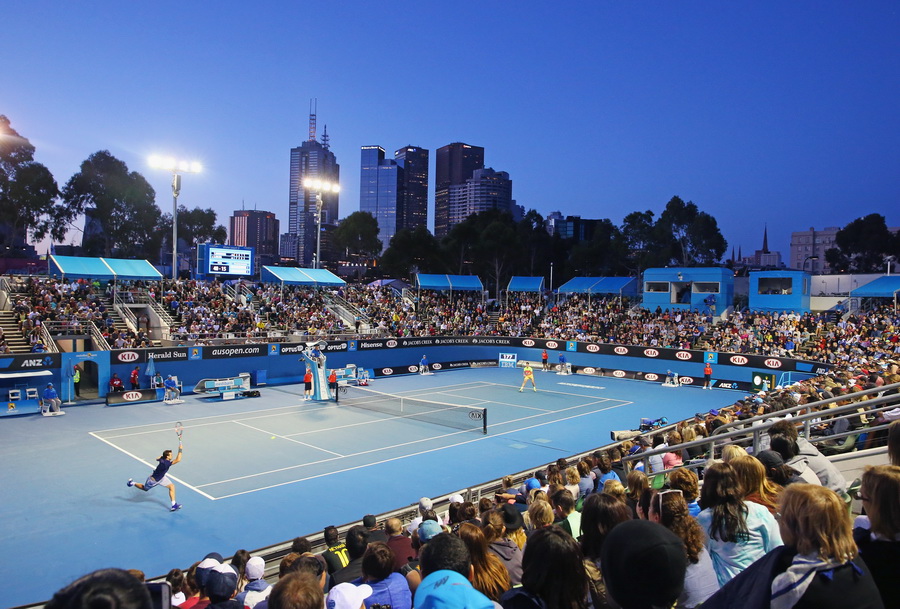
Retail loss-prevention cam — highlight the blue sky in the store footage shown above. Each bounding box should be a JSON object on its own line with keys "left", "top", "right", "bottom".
{"left": 4, "top": 1, "right": 899, "bottom": 260}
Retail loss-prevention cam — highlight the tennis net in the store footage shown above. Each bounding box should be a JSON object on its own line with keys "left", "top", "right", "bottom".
{"left": 342, "top": 386, "right": 487, "bottom": 434}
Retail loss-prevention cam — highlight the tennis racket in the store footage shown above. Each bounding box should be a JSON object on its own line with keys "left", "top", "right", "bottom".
{"left": 175, "top": 421, "right": 184, "bottom": 446}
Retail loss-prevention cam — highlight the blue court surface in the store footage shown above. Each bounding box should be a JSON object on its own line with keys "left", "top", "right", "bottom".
{"left": 2, "top": 367, "right": 737, "bottom": 607}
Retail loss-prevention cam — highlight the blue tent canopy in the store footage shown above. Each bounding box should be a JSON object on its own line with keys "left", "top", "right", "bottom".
{"left": 557, "top": 276, "right": 636, "bottom": 295}
{"left": 260, "top": 266, "right": 345, "bottom": 287}
{"left": 48, "top": 255, "right": 162, "bottom": 281}
{"left": 507, "top": 276, "right": 544, "bottom": 292}
{"left": 850, "top": 276, "right": 900, "bottom": 297}
{"left": 416, "top": 274, "right": 484, "bottom": 291}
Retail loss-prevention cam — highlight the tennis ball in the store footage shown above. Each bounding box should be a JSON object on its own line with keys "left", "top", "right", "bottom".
{"left": 270, "top": 436, "right": 276, "bottom": 439}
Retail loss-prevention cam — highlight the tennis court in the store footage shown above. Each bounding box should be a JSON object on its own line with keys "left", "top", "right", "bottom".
{"left": 3, "top": 366, "right": 736, "bottom": 607}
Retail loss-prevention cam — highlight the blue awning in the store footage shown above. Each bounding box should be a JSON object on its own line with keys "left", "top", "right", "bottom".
{"left": 260, "top": 266, "right": 345, "bottom": 287}
{"left": 507, "top": 276, "right": 544, "bottom": 292}
{"left": 851, "top": 276, "right": 900, "bottom": 297}
{"left": 557, "top": 276, "right": 636, "bottom": 294}
{"left": 48, "top": 256, "right": 162, "bottom": 281}
{"left": 416, "top": 274, "right": 484, "bottom": 291}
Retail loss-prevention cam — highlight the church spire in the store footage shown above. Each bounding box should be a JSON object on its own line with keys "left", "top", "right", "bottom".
{"left": 762, "top": 224, "right": 769, "bottom": 254}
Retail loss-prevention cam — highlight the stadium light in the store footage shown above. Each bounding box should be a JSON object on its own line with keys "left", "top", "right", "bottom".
{"left": 302, "top": 178, "right": 340, "bottom": 269}
{"left": 149, "top": 156, "right": 202, "bottom": 279}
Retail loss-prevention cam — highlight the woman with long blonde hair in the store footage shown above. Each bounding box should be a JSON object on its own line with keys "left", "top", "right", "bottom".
{"left": 731, "top": 455, "right": 782, "bottom": 515}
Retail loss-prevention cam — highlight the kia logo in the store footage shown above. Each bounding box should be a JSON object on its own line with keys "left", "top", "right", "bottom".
{"left": 730, "top": 355, "right": 748, "bottom": 365}
{"left": 680, "top": 376, "right": 694, "bottom": 384}
{"left": 382, "top": 368, "right": 393, "bottom": 375}
{"left": 546, "top": 341, "right": 559, "bottom": 349}
{"left": 764, "top": 359, "right": 782, "bottom": 369}
{"left": 433, "top": 363, "right": 442, "bottom": 370}
{"left": 583, "top": 367, "right": 596, "bottom": 374}
{"left": 586, "top": 344, "right": 600, "bottom": 353}
{"left": 675, "top": 351, "right": 691, "bottom": 360}
{"left": 123, "top": 392, "right": 142, "bottom": 401}
{"left": 408, "top": 366, "right": 418, "bottom": 373}
{"left": 645, "top": 373, "right": 659, "bottom": 381}
{"left": 118, "top": 351, "right": 139, "bottom": 362}
{"left": 613, "top": 370, "right": 626, "bottom": 378}
{"left": 386, "top": 340, "right": 397, "bottom": 348}
{"left": 522, "top": 339, "right": 535, "bottom": 347}
{"left": 644, "top": 349, "right": 659, "bottom": 357}
{"left": 614, "top": 346, "right": 628, "bottom": 355}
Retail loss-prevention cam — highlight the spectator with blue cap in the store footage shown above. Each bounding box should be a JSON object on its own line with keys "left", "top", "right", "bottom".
{"left": 414, "top": 533, "right": 494, "bottom": 609}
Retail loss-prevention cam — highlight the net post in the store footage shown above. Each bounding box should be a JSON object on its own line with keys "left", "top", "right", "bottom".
{"left": 482, "top": 408, "right": 487, "bottom": 435}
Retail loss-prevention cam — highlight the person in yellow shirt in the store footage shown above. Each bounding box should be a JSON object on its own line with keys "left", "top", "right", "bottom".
{"left": 519, "top": 364, "right": 537, "bottom": 392}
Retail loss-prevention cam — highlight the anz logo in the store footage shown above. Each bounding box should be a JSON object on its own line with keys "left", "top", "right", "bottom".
{"left": 21, "top": 357, "right": 53, "bottom": 368}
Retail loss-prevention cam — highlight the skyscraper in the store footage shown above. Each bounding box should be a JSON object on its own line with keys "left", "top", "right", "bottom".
{"left": 394, "top": 146, "right": 429, "bottom": 232}
{"left": 447, "top": 168, "right": 516, "bottom": 228}
{"left": 359, "top": 146, "right": 399, "bottom": 253}
{"left": 230, "top": 209, "right": 280, "bottom": 270}
{"left": 434, "top": 142, "right": 484, "bottom": 238}
{"left": 281, "top": 103, "right": 340, "bottom": 266}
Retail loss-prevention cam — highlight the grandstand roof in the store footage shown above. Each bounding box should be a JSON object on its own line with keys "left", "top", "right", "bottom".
{"left": 507, "top": 276, "right": 544, "bottom": 292}
{"left": 48, "top": 255, "right": 163, "bottom": 280}
{"left": 850, "top": 275, "right": 900, "bottom": 298}
{"left": 556, "top": 276, "right": 637, "bottom": 294}
{"left": 260, "top": 266, "right": 345, "bottom": 287}
{"left": 416, "top": 274, "right": 484, "bottom": 291}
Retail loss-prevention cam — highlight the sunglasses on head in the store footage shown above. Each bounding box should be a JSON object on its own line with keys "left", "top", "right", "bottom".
{"left": 656, "top": 489, "right": 683, "bottom": 517}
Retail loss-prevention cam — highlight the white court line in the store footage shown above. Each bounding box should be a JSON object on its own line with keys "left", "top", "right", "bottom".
{"left": 92, "top": 402, "right": 308, "bottom": 436}
{"left": 231, "top": 420, "right": 345, "bottom": 457}
{"left": 210, "top": 397, "right": 636, "bottom": 500}
{"left": 89, "top": 431, "right": 216, "bottom": 501}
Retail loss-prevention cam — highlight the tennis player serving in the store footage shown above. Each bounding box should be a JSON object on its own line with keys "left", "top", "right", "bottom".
{"left": 127, "top": 425, "right": 184, "bottom": 511}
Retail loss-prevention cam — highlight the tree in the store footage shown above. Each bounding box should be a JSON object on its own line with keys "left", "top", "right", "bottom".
{"left": 0, "top": 115, "right": 69, "bottom": 252}
{"left": 617, "top": 210, "right": 663, "bottom": 273}
{"left": 656, "top": 196, "right": 726, "bottom": 266}
{"left": 825, "top": 213, "right": 900, "bottom": 273}
{"left": 159, "top": 206, "right": 227, "bottom": 247}
{"left": 379, "top": 225, "right": 445, "bottom": 279}
{"left": 333, "top": 211, "right": 381, "bottom": 260}
{"left": 61, "top": 151, "right": 160, "bottom": 257}
{"left": 568, "top": 218, "right": 624, "bottom": 276}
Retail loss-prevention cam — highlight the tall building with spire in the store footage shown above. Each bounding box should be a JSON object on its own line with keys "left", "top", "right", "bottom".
{"left": 434, "top": 142, "right": 484, "bottom": 238}
{"left": 280, "top": 101, "right": 341, "bottom": 266}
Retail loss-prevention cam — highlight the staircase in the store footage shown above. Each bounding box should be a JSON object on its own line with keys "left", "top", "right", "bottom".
{"left": 0, "top": 311, "right": 31, "bottom": 353}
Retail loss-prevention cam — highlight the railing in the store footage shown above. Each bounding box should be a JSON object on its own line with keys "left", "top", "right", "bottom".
{"left": 0, "top": 276, "right": 10, "bottom": 311}
{"left": 622, "top": 382, "right": 900, "bottom": 475}
{"left": 113, "top": 294, "right": 139, "bottom": 333}
{"left": 88, "top": 322, "right": 110, "bottom": 350}
{"left": 38, "top": 324, "right": 58, "bottom": 353}
{"left": 133, "top": 293, "right": 175, "bottom": 327}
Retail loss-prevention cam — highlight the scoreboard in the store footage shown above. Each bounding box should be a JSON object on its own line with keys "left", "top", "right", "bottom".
{"left": 204, "top": 245, "right": 254, "bottom": 276}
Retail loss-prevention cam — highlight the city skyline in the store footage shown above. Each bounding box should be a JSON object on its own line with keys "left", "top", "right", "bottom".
{"left": 3, "top": 2, "right": 899, "bottom": 262}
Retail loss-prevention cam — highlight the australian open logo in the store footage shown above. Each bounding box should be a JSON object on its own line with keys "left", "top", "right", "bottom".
{"left": 586, "top": 344, "right": 600, "bottom": 353}
{"left": 522, "top": 339, "right": 535, "bottom": 347}
{"left": 407, "top": 365, "right": 418, "bottom": 373}
{"left": 764, "top": 358, "right": 783, "bottom": 369}
{"left": 644, "top": 349, "right": 659, "bottom": 357}
{"left": 123, "top": 391, "right": 142, "bottom": 401}
{"left": 385, "top": 340, "right": 398, "bottom": 348}
{"left": 614, "top": 346, "right": 628, "bottom": 355}
{"left": 117, "top": 351, "right": 139, "bottom": 362}
{"left": 680, "top": 376, "right": 695, "bottom": 384}
{"left": 675, "top": 351, "right": 692, "bottom": 360}
{"left": 613, "top": 370, "right": 626, "bottom": 378}
{"left": 730, "top": 355, "right": 749, "bottom": 365}
{"left": 432, "top": 363, "right": 442, "bottom": 370}
{"left": 546, "top": 341, "right": 559, "bottom": 349}
{"left": 645, "top": 373, "right": 659, "bottom": 381}
{"left": 583, "top": 367, "right": 596, "bottom": 374}
{"left": 382, "top": 368, "right": 393, "bottom": 375}
{"left": 468, "top": 411, "right": 484, "bottom": 420}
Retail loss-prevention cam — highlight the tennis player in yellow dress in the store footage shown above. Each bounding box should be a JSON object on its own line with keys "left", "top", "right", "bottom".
{"left": 519, "top": 364, "right": 537, "bottom": 392}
